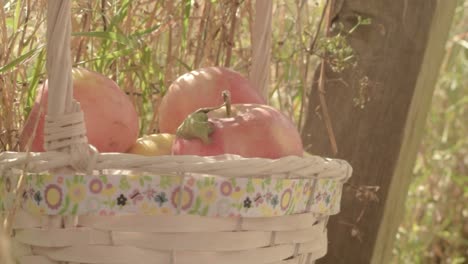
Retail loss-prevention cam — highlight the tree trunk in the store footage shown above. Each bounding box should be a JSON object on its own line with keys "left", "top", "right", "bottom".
{"left": 301, "top": 0, "right": 457, "bottom": 263}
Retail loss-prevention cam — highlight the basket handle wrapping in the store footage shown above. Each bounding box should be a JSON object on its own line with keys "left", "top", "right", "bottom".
{"left": 44, "top": 0, "right": 96, "bottom": 172}
{"left": 250, "top": 0, "right": 273, "bottom": 102}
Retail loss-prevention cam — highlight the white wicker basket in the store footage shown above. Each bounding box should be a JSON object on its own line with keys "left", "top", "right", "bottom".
{"left": 0, "top": 1, "right": 352, "bottom": 264}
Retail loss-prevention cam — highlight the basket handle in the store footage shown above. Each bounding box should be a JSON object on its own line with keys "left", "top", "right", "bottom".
{"left": 46, "top": 0, "right": 73, "bottom": 120}
{"left": 250, "top": 0, "right": 273, "bottom": 103}
{"left": 44, "top": 1, "right": 97, "bottom": 172}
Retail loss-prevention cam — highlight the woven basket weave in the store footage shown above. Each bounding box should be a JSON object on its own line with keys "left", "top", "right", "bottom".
{"left": 0, "top": 1, "right": 352, "bottom": 264}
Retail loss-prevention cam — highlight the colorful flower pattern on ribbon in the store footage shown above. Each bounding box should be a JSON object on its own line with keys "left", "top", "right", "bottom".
{"left": 0, "top": 171, "right": 344, "bottom": 217}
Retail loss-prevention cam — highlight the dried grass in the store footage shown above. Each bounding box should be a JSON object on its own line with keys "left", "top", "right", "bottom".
{"left": 0, "top": 0, "right": 324, "bottom": 151}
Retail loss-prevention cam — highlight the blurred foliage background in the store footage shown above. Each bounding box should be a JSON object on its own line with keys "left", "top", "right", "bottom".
{"left": 0, "top": 0, "right": 467, "bottom": 263}
{"left": 392, "top": 1, "right": 468, "bottom": 262}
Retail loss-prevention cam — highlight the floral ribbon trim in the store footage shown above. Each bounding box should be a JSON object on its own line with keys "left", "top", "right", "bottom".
{"left": 0, "top": 171, "right": 344, "bottom": 217}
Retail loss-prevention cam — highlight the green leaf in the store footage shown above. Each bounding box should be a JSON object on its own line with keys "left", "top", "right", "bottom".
{"left": 195, "top": 197, "right": 202, "bottom": 210}
{"left": 275, "top": 181, "right": 284, "bottom": 192}
{"left": 196, "top": 180, "right": 203, "bottom": 189}
{"left": 0, "top": 45, "right": 45, "bottom": 73}
{"left": 132, "top": 24, "right": 162, "bottom": 38}
{"left": 13, "top": 0, "right": 21, "bottom": 32}
{"left": 119, "top": 177, "right": 130, "bottom": 191}
{"left": 36, "top": 174, "right": 44, "bottom": 187}
{"left": 144, "top": 176, "right": 152, "bottom": 182}
{"left": 246, "top": 179, "right": 255, "bottom": 194}
{"left": 176, "top": 110, "right": 214, "bottom": 144}
{"left": 5, "top": 17, "right": 14, "bottom": 29}
{"left": 100, "top": 175, "right": 108, "bottom": 184}
{"left": 65, "top": 179, "right": 71, "bottom": 188}
{"left": 174, "top": 56, "right": 193, "bottom": 71}
{"left": 160, "top": 175, "right": 172, "bottom": 189}
{"left": 58, "top": 196, "right": 70, "bottom": 215}
{"left": 188, "top": 197, "right": 202, "bottom": 214}
{"left": 204, "top": 177, "right": 211, "bottom": 187}
{"left": 71, "top": 203, "right": 79, "bottom": 215}
{"left": 230, "top": 178, "right": 237, "bottom": 187}
{"left": 181, "top": 0, "right": 191, "bottom": 50}
{"left": 110, "top": 0, "right": 131, "bottom": 29}
{"left": 76, "top": 48, "right": 134, "bottom": 66}
{"left": 25, "top": 48, "right": 46, "bottom": 116}
{"left": 72, "top": 31, "right": 132, "bottom": 46}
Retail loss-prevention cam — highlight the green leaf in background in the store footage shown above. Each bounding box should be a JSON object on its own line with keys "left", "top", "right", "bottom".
{"left": 174, "top": 56, "right": 193, "bottom": 72}
{"left": 5, "top": 17, "right": 14, "bottom": 29}
{"left": 25, "top": 47, "right": 46, "bottom": 116}
{"left": 76, "top": 48, "right": 134, "bottom": 65}
{"left": 13, "top": 0, "right": 21, "bottom": 32}
{"left": 393, "top": 1, "right": 468, "bottom": 260}
{"left": 73, "top": 31, "right": 133, "bottom": 46}
{"left": 181, "top": 0, "right": 191, "bottom": 50}
{"left": 0, "top": 45, "right": 45, "bottom": 73}
{"left": 110, "top": 0, "right": 131, "bottom": 29}
{"left": 132, "top": 24, "right": 162, "bottom": 38}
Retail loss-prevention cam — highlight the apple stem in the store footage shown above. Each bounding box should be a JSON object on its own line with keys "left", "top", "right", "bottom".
{"left": 194, "top": 90, "right": 232, "bottom": 116}
{"left": 222, "top": 90, "right": 232, "bottom": 117}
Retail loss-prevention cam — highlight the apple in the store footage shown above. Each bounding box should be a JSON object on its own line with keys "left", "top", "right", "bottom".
{"left": 158, "top": 67, "right": 265, "bottom": 134}
{"left": 172, "top": 92, "right": 303, "bottom": 159}
{"left": 19, "top": 68, "right": 139, "bottom": 153}
{"left": 127, "top": 133, "right": 175, "bottom": 156}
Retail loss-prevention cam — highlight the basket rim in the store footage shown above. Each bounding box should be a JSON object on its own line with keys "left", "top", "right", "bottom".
{"left": 0, "top": 151, "right": 352, "bottom": 181}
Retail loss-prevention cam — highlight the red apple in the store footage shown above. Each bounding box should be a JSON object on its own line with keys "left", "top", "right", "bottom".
{"left": 19, "top": 68, "right": 139, "bottom": 153}
{"left": 172, "top": 93, "right": 303, "bottom": 159}
{"left": 158, "top": 67, "right": 265, "bottom": 134}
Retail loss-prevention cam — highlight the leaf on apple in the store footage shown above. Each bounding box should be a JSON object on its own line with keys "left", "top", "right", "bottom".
{"left": 175, "top": 110, "right": 214, "bottom": 144}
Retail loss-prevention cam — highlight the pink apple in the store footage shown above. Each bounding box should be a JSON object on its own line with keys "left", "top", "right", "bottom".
{"left": 19, "top": 68, "right": 139, "bottom": 153}
{"left": 172, "top": 100, "right": 303, "bottom": 159}
{"left": 158, "top": 67, "right": 265, "bottom": 134}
